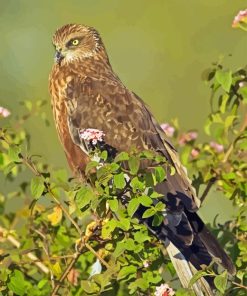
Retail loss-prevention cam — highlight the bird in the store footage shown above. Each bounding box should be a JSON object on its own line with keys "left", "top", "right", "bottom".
{"left": 49, "top": 23, "right": 235, "bottom": 290}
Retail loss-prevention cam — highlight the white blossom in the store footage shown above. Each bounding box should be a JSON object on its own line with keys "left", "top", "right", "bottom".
{"left": 0, "top": 106, "right": 11, "bottom": 118}
{"left": 79, "top": 128, "right": 105, "bottom": 144}
{"left": 154, "top": 283, "right": 175, "bottom": 296}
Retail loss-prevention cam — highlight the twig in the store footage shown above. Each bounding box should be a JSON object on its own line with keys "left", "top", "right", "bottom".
{"left": 45, "top": 186, "right": 83, "bottom": 236}
{"left": 1, "top": 133, "right": 82, "bottom": 237}
{"left": 200, "top": 177, "right": 216, "bottom": 204}
{"left": 222, "top": 113, "right": 247, "bottom": 163}
{"left": 19, "top": 153, "right": 83, "bottom": 237}
{"left": 3, "top": 135, "right": 111, "bottom": 293}
{"left": 33, "top": 228, "right": 55, "bottom": 288}
{"left": 0, "top": 226, "right": 49, "bottom": 274}
{"left": 232, "top": 281, "right": 247, "bottom": 290}
{"left": 85, "top": 242, "right": 110, "bottom": 269}
{"left": 51, "top": 250, "right": 82, "bottom": 296}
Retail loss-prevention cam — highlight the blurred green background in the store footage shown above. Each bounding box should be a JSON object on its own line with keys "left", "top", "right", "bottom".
{"left": 0, "top": 0, "right": 245, "bottom": 222}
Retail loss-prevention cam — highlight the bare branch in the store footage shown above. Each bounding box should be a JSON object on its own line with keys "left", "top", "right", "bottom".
{"left": 200, "top": 177, "right": 216, "bottom": 204}
{"left": 0, "top": 226, "right": 49, "bottom": 274}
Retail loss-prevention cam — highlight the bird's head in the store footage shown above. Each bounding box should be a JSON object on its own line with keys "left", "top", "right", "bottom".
{"left": 52, "top": 24, "right": 104, "bottom": 65}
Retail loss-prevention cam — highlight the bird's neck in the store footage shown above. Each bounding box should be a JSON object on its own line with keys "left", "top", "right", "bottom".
{"left": 66, "top": 50, "right": 115, "bottom": 79}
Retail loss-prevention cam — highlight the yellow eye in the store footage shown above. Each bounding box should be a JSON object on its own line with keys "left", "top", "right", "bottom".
{"left": 72, "top": 39, "right": 79, "bottom": 46}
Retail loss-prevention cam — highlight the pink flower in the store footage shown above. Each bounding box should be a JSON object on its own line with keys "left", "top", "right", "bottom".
{"left": 239, "top": 81, "right": 245, "bottom": 88}
{"left": 178, "top": 131, "right": 198, "bottom": 146}
{"left": 0, "top": 106, "right": 11, "bottom": 118}
{"left": 191, "top": 148, "right": 200, "bottom": 159}
{"left": 160, "top": 123, "right": 175, "bottom": 137}
{"left": 143, "top": 260, "right": 149, "bottom": 268}
{"left": 154, "top": 283, "right": 175, "bottom": 296}
{"left": 232, "top": 9, "right": 247, "bottom": 28}
{"left": 79, "top": 128, "right": 105, "bottom": 145}
{"left": 210, "top": 141, "right": 224, "bottom": 153}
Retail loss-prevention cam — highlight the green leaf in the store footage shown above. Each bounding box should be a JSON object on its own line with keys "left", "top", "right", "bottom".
{"left": 152, "top": 213, "right": 163, "bottom": 226}
{"left": 24, "top": 100, "right": 32, "bottom": 111}
{"left": 134, "top": 231, "right": 150, "bottom": 243}
{"left": 75, "top": 186, "right": 95, "bottom": 209}
{"left": 117, "top": 265, "right": 137, "bottom": 280}
{"left": 37, "top": 279, "right": 48, "bottom": 289}
{"left": 215, "top": 70, "right": 232, "bottom": 92}
{"left": 102, "top": 219, "right": 117, "bottom": 239}
{"left": 130, "top": 176, "right": 145, "bottom": 192}
{"left": 170, "top": 165, "right": 176, "bottom": 176}
{"left": 139, "top": 195, "right": 153, "bottom": 207}
{"left": 108, "top": 198, "right": 118, "bottom": 212}
{"left": 128, "top": 155, "right": 140, "bottom": 175}
{"left": 8, "top": 145, "right": 21, "bottom": 162}
{"left": 3, "top": 162, "right": 16, "bottom": 175}
{"left": 117, "top": 218, "right": 130, "bottom": 231}
{"left": 224, "top": 115, "right": 237, "bottom": 132}
{"left": 113, "top": 172, "right": 126, "bottom": 189}
{"left": 124, "top": 238, "right": 137, "bottom": 250}
{"left": 30, "top": 177, "right": 45, "bottom": 199}
{"left": 142, "top": 207, "right": 156, "bottom": 219}
{"left": 113, "top": 240, "right": 126, "bottom": 257}
{"left": 140, "top": 150, "right": 155, "bottom": 159}
{"left": 150, "top": 190, "right": 163, "bottom": 198}
{"left": 189, "top": 270, "right": 209, "bottom": 287}
{"left": 238, "top": 86, "right": 247, "bottom": 99}
{"left": 50, "top": 262, "right": 62, "bottom": 277}
{"left": 53, "top": 169, "right": 68, "bottom": 182}
{"left": 7, "top": 270, "right": 27, "bottom": 296}
{"left": 81, "top": 280, "right": 100, "bottom": 293}
{"left": 127, "top": 198, "right": 140, "bottom": 217}
{"left": 100, "top": 150, "right": 108, "bottom": 161}
{"left": 114, "top": 151, "right": 129, "bottom": 162}
{"left": 214, "top": 271, "right": 228, "bottom": 294}
{"left": 128, "top": 278, "right": 149, "bottom": 294}
{"left": 219, "top": 94, "right": 229, "bottom": 113}
{"left": 154, "top": 166, "right": 166, "bottom": 183}
{"left": 85, "top": 161, "right": 99, "bottom": 175}
{"left": 155, "top": 201, "right": 164, "bottom": 211}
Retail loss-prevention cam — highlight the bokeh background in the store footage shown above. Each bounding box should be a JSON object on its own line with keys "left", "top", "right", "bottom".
{"left": 0, "top": 1, "right": 246, "bottom": 222}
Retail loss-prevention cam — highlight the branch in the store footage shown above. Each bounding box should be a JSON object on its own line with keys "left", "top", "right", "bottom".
{"left": 222, "top": 112, "right": 247, "bottom": 163}
{"left": 200, "top": 177, "right": 216, "bottom": 204}
{"left": 50, "top": 221, "right": 107, "bottom": 296}
{"left": 0, "top": 226, "right": 49, "bottom": 274}
{"left": 232, "top": 281, "right": 247, "bottom": 291}
{"left": 33, "top": 228, "right": 55, "bottom": 288}
{"left": 19, "top": 153, "right": 83, "bottom": 237}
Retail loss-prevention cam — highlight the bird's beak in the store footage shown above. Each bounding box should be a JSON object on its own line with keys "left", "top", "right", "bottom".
{"left": 55, "top": 50, "right": 64, "bottom": 64}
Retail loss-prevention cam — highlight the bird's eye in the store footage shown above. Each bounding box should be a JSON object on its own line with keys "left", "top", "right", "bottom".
{"left": 72, "top": 39, "right": 79, "bottom": 46}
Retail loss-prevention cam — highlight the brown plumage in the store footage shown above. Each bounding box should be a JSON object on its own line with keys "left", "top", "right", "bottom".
{"left": 49, "top": 24, "right": 235, "bottom": 277}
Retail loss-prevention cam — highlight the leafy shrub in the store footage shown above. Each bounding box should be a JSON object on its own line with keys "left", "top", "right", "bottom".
{"left": 0, "top": 11, "right": 247, "bottom": 296}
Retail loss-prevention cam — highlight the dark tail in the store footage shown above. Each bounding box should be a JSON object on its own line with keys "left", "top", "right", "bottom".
{"left": 137, "top": 205, "right": 235, "bottom": 276}
{"left": 184, "top": 210, "right": 236, "bottom": 275}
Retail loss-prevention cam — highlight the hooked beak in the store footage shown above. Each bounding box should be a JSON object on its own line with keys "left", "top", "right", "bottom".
{"left": 55, "top": 50, "right": 64, "bottom": 64}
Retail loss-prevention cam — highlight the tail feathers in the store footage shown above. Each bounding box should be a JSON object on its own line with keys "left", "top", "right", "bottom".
{"left": 138, "top": 205, "right": 235, "bottom": 276}
{"left": 185, "top": 210, "right": 236, "bottom": 275}
{"left": 163, "top": 240, "right": 214, "bottom": 296}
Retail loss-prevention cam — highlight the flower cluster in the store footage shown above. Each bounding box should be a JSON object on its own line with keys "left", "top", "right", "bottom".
{"left": 79, "top": 128, "right": 105, "bottom": 145}
{"left": 191, "top": 148, "right": 200, "bottom": 159}
{"left": 142, "top": 260, "right": 150, "bottom": 268}
{"left": 0, "top": 106, "right": 11, "bottom": 118}
{"left": 210, "top": 141, "right": 224, "bottom": 153}
{"left": 160, "top": 123, "right": 175, "bottom": 137}
{"left": 232, "top": 9, "right": 247, "bottom": 28}
{"left": 178, "top": 131, "right": 198, "bottom": 146}
{"left": 154, "top": 283, "right": 175, "bottom": 296}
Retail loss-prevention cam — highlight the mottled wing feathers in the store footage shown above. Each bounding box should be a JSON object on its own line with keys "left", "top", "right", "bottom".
{"left": 63, "top": 75, "right": 202, "bottom": 246}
